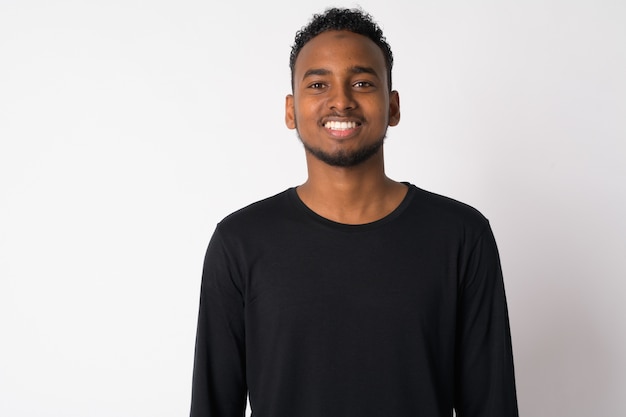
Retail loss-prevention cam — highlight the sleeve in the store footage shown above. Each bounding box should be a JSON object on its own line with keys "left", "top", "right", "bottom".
{"left": 190, "top": 227, "right": 247, "bottom": 417}
{"left": 454, "top": 223, "right": 519, "bottom": 417}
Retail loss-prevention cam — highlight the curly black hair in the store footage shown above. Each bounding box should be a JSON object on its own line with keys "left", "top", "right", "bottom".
{"left": 289, "top": 8, "right": 394, "bottom": 91}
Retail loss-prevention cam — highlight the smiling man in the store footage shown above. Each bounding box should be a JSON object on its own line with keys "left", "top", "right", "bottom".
{"left": 190, "top": 8, "right": 518, "bottom": 417}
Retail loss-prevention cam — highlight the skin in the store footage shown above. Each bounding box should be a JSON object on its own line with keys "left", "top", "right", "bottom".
{"left": 285, "top": 30, "right": 406, "bottom": 225}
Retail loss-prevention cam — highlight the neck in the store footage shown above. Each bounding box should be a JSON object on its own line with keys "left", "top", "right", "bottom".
{"left": 297, "top": 150, "right": 407, "bottom": 224}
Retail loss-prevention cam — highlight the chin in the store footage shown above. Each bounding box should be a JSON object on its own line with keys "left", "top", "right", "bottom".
{"left": 301, "top": 137, "right": 385, "bottom": 168}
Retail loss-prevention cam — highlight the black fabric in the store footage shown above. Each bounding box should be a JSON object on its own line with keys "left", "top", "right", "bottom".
{"left": 190, "top": 184, "right": 518, "bottom": 417}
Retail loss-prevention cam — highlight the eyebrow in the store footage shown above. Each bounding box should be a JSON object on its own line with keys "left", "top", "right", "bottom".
{"left": 349, "top": 66, "right": 378, "bottom": 77}
{"left": 302, "top": 66, "right": 380, "bottom": 81}
{"left": 302, "top": 68, "right": 331, "bottom": 79}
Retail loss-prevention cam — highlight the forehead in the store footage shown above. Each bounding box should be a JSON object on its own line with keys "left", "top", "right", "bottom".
{"left": 294, "top": 30, "right": 387, "bottom": 77}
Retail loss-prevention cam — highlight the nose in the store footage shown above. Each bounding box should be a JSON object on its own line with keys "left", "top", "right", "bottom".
{"left": 328, "top": 84, "right": 357, "bottom": 112}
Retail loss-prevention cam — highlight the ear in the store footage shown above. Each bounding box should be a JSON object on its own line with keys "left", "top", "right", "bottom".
{"left": 388, "top": 90, "right": 400, "bottom": 127}
{"left": 285, "top": 94, "right": 296, "bottom": 129}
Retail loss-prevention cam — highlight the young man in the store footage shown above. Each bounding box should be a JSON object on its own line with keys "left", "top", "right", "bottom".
{"left": 191, "top": 8, "right": 518, "bottom": 417}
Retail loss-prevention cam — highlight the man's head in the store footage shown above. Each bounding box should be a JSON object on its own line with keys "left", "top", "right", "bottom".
{"left": 285, "top": 9, "right": 400, "bottom": 169}
{"left": 289, "top": 8, "right": 394, "bottom": 92}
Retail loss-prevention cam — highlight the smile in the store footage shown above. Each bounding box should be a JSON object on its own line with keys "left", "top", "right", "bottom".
{"left": 324, "top": 121, "right": 359, "bottom": 130}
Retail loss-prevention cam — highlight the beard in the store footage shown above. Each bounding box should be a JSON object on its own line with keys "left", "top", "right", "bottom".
{"left": 298, "top": 132, "right": 386, "bottom": 168}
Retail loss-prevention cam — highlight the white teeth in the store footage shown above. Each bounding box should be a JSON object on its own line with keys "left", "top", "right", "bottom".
{"left": 325, "top": 121, "right": 357, "bottom": 130}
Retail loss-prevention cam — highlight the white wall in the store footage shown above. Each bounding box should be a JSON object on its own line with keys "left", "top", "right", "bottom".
{"left": 1, "top": 1, "right": 624, "bottom": 416}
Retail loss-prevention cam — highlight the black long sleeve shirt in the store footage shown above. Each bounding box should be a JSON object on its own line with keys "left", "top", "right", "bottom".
{"left": 191, "top": 185, "right": 518, "bottom": 417}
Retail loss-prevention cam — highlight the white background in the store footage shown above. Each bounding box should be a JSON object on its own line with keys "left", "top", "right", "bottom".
{"left": 1, "top": 0, "right": 624, "bottom": 416}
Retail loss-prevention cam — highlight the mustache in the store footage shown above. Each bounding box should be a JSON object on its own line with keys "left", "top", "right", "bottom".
{"left": 319, "top": 113, "right": 365, "bottom": 123}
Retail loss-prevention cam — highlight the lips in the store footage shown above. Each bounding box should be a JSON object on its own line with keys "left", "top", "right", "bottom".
{"left": 321, "top": 117, "right": 363, "bottom": 138}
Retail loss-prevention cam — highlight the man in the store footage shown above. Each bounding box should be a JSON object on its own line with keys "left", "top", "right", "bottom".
{"left": 191, "top": 8, "right": 518, "bottom": 417}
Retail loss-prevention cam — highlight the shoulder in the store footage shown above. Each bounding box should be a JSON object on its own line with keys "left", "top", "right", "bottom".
{"left": 412, "top": 185, "right": 486, "bottom": 221}
{"left": 404, "top": 184, "right": 491, "bottom": 237}
{"left": 216, "top": 188, "right": 295, "bottom": 236}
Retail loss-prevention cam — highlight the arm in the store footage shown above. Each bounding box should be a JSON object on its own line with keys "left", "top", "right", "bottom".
{"left": 190, "top": 228, "right": 247, "bottom": 417}
{"left": 454, "top": 224, "right": 519, "bottom": 417}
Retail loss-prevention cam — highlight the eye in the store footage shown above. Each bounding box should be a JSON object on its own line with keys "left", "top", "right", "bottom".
{"left": 353, "top": 81, "right": 374, "bottom": 89}
{"left": 308, "top": 82, "right": 326, "bottom": 89}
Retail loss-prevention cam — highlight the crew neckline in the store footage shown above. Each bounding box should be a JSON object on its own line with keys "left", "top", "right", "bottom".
{"left": 287, "top": 182, "right": 416, "bottom": 232}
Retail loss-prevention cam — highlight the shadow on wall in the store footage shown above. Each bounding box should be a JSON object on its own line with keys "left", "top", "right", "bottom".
{"left": 509, "top": 182, "right": 623, "bottom": 417}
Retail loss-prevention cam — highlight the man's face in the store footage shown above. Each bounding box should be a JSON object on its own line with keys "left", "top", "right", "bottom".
{"left": 285, "top": 30, "right": 400, "bottom": 167}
